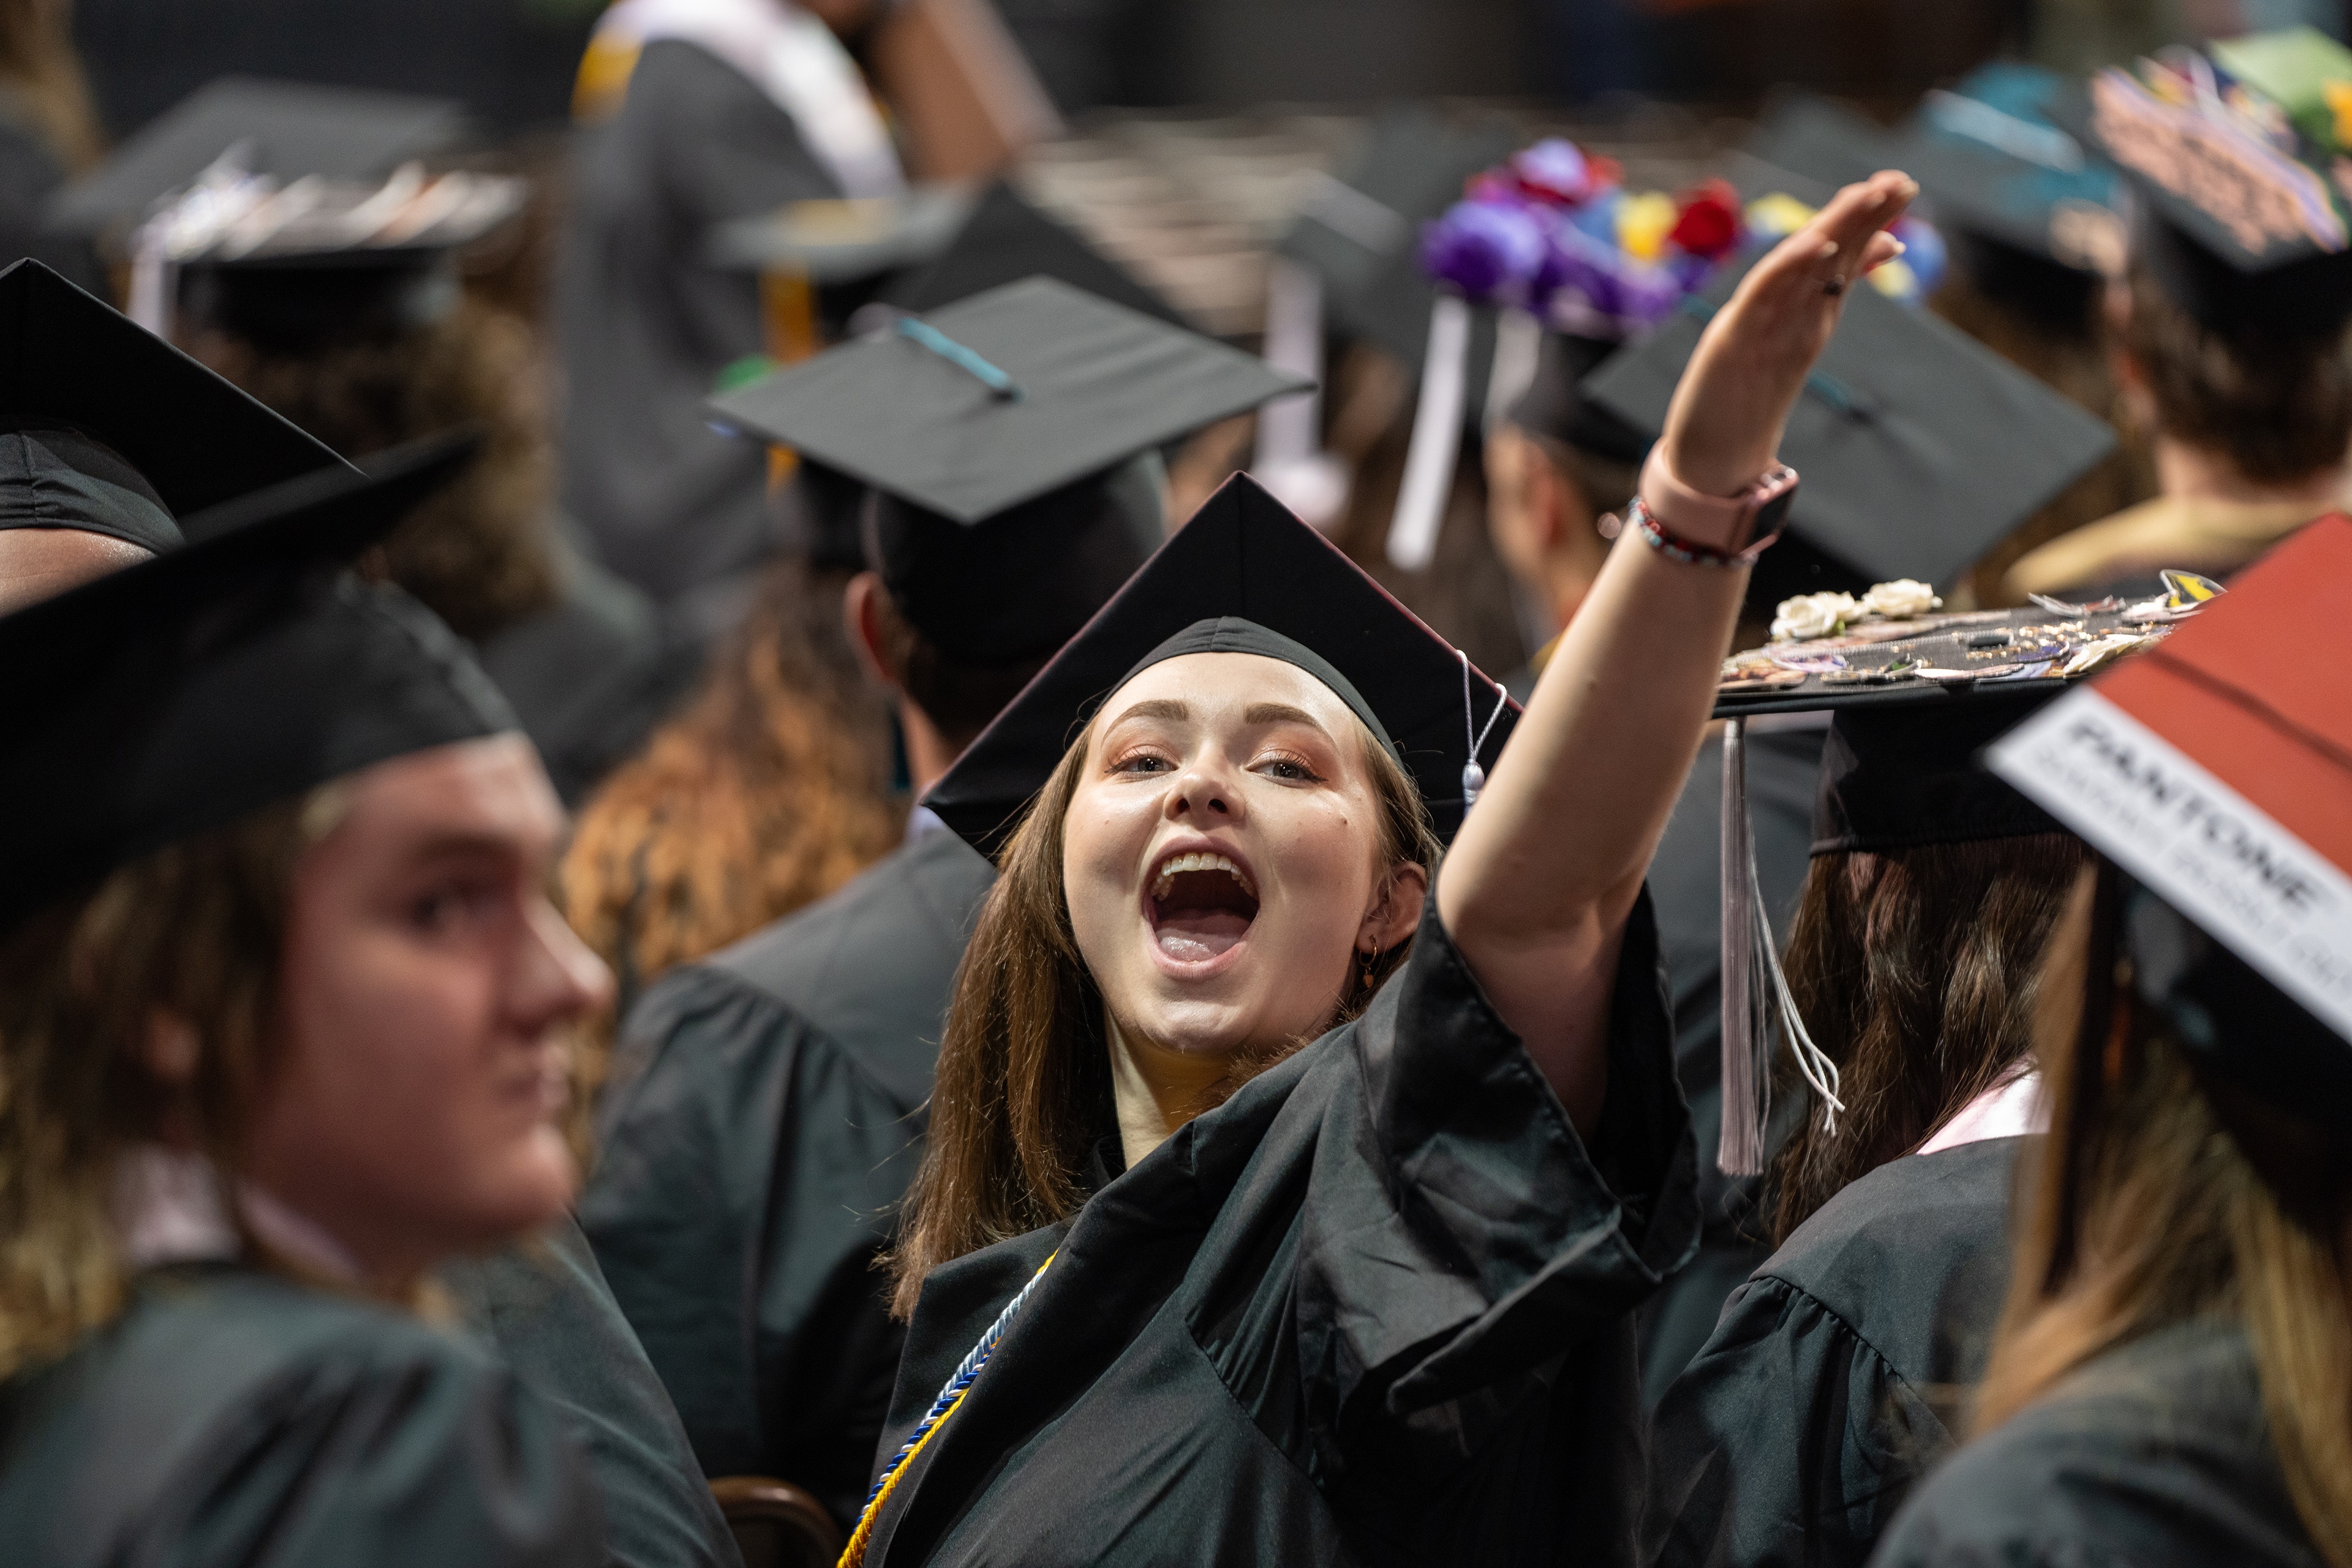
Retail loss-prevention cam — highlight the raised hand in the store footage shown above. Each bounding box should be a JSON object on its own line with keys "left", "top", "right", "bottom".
{"left": 1662, "top": 170, "right": 1917, "bottom": 497}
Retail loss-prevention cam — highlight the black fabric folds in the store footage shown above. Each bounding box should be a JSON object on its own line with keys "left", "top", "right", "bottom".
{"left": 0, "top": 421, "right": 181, "bottom": 551}
{"left": 858, "top": 894, "right": 1695, "bottom": 1567}
{"left": 1809, "top": 691, "right": 2065, "bottom": 856}
{"left": 0, "top": 437, "right": 511, "bottom": 928}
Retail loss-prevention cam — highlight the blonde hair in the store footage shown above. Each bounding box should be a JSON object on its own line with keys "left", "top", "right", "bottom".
{"left": 0, "top": 793, "right": 335, "bottom": 1378}
{"left": 1975, "top": 870, "right": 2352, "bottom": 1566}
{"left": 0, "top": 0, "right": 100, "bottom": 173}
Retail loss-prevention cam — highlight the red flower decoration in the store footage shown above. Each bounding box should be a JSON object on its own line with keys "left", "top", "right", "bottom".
{"left": 1668, "top": 178, "right": 1743, "bottom": 260}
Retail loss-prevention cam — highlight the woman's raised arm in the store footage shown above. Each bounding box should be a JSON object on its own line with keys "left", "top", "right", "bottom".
{"left": 1438, "top": 170, "right": 1917, "bottom": 1133}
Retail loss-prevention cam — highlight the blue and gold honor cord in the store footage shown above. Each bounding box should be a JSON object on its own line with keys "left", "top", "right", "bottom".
{"left": 837, "top": 1253, "right": 1057, "bottom": 1568}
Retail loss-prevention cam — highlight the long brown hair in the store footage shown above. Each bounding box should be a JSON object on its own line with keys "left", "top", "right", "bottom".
{"left": 0, "top": 0, "right": 99, "bottom": 173}
{"left": 560, "top": 558, "right": 902, "bottom": 1071}
{"left": 1770, "top": 833, "right": 2089, "bottom": 1243}
{"left": 0, "top": 794, "right": 321, "bottom": 1379}
{"left": 189, "top": 298, "right": 559, "bottom": 641}
{"left": 884, "top": 705, "right": 1441, "bottom": 1319}
{"left": 1975, "top": 869, "right": 2352, "bottom": 1567}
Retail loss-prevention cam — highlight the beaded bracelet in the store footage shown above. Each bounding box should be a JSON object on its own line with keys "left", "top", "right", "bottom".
{"left": 1628, "top": 496, "right": 1782, "bottom": 568}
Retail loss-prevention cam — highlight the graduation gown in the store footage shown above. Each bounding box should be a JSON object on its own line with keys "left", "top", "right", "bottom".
{"left": 475, "top": 538, "right": 703, "bottom": 805}
{"left": 1643, "top": 1137, "right": 2024, "bottom": 1568}
{"left": 442, "top": 1213, "right": 742, "bottom": 1568}
{"left": 1637, "top": 723, "right": 1826, "bottom": 1404}
{"left": 0, "top": 1262, "right": 601, "bottom": 1567}
{"left": 556, "top": 37, "right": 845, "bottom": 615}
{"left": 1869, "top": 1319, "right": 2321, "bottom": 1568}
{"left": 859, "top": 894, "right": 1697, "bottom": 1568}
{"left": 582, "top": 827, "right": 998, "bottom": 1528}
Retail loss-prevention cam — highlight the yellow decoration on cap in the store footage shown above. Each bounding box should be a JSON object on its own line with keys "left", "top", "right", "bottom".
{"left": 1616, "top": 190, "right": 1677, "bottom": 262}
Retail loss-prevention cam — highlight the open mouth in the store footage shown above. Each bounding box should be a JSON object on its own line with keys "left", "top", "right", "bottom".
{"left": 1147, "top": 850, "right": 1260, "bottom": 964}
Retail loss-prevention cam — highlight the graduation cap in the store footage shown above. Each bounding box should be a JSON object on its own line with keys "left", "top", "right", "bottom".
{"left": 164, "top": 165, "right": 530, "bottom": 351}
{"left": 1583, "top": 249, "right": 2117, "bottom": 608}
{"left": 882, "top": 181, "right": 1189, "bottom": 328}
{"left": 0, "top": 258, "right": 348, "bottom": 552}
{"left": 48, "top": 77, "right": 469, "bottom": 244}
{"left": 1704, "top": 587, "right": 2195, "bottom": 1175}
{"left": 2064, "top": 39, "right": 2352, "bottom": 335}
{"left": 924, "top": 472, "right": 1518, "bottom": 857}
{"left": 1988, "top": 514, "right": 2352, "bottom": 1107}
{"left": 1890, "top": 62, "right": 2126, "bottom": 318}
{"left": 1742, "top": 94, "right": 1895, "bottom": 194}
{"left": 704, "top": 184, "right": 978, "bottom": 284}
{"left": 0, "top": 431, "right": 508, "bottom": 930}
{"left": 707, "top": 277, "right": 1306, "bottom": 665}
{"left": 1497, "top": 331, "right": 1650, "bottom": 467}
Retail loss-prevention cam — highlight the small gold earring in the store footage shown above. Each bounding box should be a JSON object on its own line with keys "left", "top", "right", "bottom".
{"left": 1360, "top": 941, "right": 1379, "bottom": 989}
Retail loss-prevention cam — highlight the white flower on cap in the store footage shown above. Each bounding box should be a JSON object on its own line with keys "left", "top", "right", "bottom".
{"left": 1771, "top": 591, "right": 1860, "bottom": 643}
{"left": 1860, "top": 578, "right": 1942, "bottom": 619}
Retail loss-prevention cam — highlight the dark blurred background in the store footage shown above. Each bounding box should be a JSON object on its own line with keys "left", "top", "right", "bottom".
{"left": 71, "top": 0, "right": 2352, "bottom": 140}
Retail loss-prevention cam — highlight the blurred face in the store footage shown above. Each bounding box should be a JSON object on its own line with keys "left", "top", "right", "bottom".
{"left": 1062, "top": 652, "right": 1425, "bottom": 1061}
{"left": 243, "top": 734, "right": 611, "bottom": 1289}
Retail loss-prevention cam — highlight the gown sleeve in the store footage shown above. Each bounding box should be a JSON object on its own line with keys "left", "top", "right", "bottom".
{"left": 442, "top": 1212, "right": 744, "bottom": 1568}
{"left": 581, "top": 963, "right": 920, "bottom": 1528}
{"left": 1278, "top": 886, "right": 1698, "bottom": 1476}
{"left": 1643, "top": 1275, "right": 1959, "bottom": 1568}
{"left": 137, "top": 1324, "right": 601, "bottom": 1567}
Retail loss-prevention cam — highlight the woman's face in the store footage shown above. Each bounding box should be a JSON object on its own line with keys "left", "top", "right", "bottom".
{"left": 244, "top": 734, "right": 611, "bottom": 1287}
{"left": 1062, "top": 652, "right": 1425, "bottom": 1060}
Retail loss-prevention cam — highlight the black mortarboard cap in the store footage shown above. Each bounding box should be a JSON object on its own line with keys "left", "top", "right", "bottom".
{"left": 1584, "top": 253, "right": 2116, "bottom": 601}
{"left": 883, "top": 181, "right": 1189, "bottom": 328}
{"left": 1279, "top": 107, "right": 1518, "bottom": 375}
{"left": 1742, "top": 95, "right": 1894, "bottom": 197}
{"left": 925, "top": 473, "right": 1518, "bottom": 857}
{"left": 0, "top": 431, "right": 510, "bottom": 929}
{"left": 50, "top": 78, "right": 466, "bottom": 243}
{"left": 2059, "top": 52, "right": 2352, "bottom": 335}
{"left": 1501, "top": 331, "right": 1651, "bottom": 466}
{"left": 1809, "top": 688, "right": 2064, "bottom": 855}
{"left": 1894, "top": 65, "right": 2124, "bottom": 272}
{"left": 708, "top": 276, "right": 1303, "bottom": 524}
{"left": 0, "top": 258, "right": 347, "bottom": 550}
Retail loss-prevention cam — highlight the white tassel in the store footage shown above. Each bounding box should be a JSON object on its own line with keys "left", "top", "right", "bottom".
{"left": 1251, "top": 258, "right": 1349, "bottom": 530}
{"left": 1385, "top": 294, "right": 1470, "bottom": 571}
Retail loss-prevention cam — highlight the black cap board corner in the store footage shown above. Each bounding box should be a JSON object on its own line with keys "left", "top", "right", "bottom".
{"left": 884, "top": 180, "right": 1191, "bottom": 330}
{"left": 924, "top": 470, "right": 1518, "bottom": 858}
{"left": 707, "top": 274, "right": 1306, "bottom": 524}
{"left": 0, "top": 427, "right": 505, "bottom": 930}
{"left": 49, "top": 76, "right": 469, "bottom": 241}
{"left": 1583, "top": 249, "right": 2117, "bottom": 590}
{"left": 0, "top": 257, "right": 350, "bottom": 529}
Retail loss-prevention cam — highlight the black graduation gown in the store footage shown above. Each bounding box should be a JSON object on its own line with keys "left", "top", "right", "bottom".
{"left": 0, "top": 1262, "right": 601, "bottom": 1566}
{"left": 1644, "top": 1137, "right": 2024, "bottom": 1568}
{"left": 475, "top": 539, "right": 703, "bottom": 805}
{"left": 1869, "top": 1319, "right": 2321, "bottom": 1568}
{"left": 860, "top": 894, "right": 1697, "bottom": 1568}
{"left": 582, "top": 829, "right": 998, "bottom": 1528}
{"left": 556, "top": 39, "right": 845, "bottom": 619}
{"left": 1637, "top": 724, "right": 1827, "bottom": 1404}
{"left": 442, "top": 1213, "right": 742, "bottom": 1568}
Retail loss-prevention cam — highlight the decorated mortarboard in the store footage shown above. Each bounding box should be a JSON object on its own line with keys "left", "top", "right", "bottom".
{"left": 882, "top": 181, "right": 1189, "bottom": 328}
{"left": 708, "top": 276, "right": 1304, "bottom": 664}
{"left": 1583, "top": 246, "right": 2113, "bottom": 608}
{"left": 1702, "top": 570, "right": 2210, "bottom": 1175}
{"left": 0, "top": 258, "right": 349, "bottom": 553}
{"left": 924, "top": 472, "right": 1518, "bottom": 858}
{"left": 48, "top": 77, "right": 469, "bottom": 245}
{"left": 2064, "top": 31, "right": 2352, "bottom": 335}
{"left": 1889, "top": 62, "right": 2127, "bottom": 307}
{"left": 0, "top": 431, "right": 508, "bottom": 930}
{"left": 154, "top": 162, "right": 529, "bottom": 350}
{"left": 1387, "top": 137, "right": 1949, "bottom": 572}
{"left": 1988, "top": 514, "right": 2352, "bottom": 1107}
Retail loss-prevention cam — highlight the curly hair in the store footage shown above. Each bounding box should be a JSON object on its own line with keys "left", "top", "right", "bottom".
{"left": 560, "top": 558, "right": 904, "bottom": 1082}
{"left": 187, "top": 297, "right": 560, "bottom": 641}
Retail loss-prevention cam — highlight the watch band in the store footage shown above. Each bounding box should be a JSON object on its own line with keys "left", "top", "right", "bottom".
{"left": 1637, "top": 447, "right": 1799, "bottom": 554}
